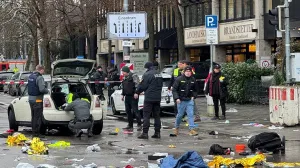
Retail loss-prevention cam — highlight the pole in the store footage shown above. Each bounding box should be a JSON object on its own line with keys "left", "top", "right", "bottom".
{"left": 284, "top": 0, "right": 290, "bottom": 84}
{"left": 123, "top": 0, "right": 130, "bottom": 61}
{"left": 210, "top": 43, "right": 213, "bottom": 72}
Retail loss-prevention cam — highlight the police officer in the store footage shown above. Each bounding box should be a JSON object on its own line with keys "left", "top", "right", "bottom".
{"left": 94, "top": 66, "right": 107, "bottom": 98}
{"left": 28, "top": 65, "right": 49, "bottom": 138}
{"left": 172, "top": 66, "right": 198, "bottom": 136}
{"left": 65, "top": 85, "right": 76, "bottom": 104}
{"left": 121, "top": 66, "right": 142, "bottom": 132}
{"left": 135, "top": 62, "right": 163, "bottom": 139}
{"left": 13, "top": 65, "right": 19, "bottom": 73}
{"left": 64, "top": 93, "right": 93, "bottom": 137}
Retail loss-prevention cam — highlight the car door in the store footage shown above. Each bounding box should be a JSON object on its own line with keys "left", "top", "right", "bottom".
{"left": 13, "top": 84, "right": 31, "bottom": 122}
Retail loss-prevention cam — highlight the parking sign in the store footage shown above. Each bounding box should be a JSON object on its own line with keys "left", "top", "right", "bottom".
{"left": 205, "top": 15, "right": 218, "bottom": 44}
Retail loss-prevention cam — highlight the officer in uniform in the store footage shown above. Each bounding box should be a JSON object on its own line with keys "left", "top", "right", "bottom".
{"left": 121, "top": 66, "right": 142, "bottom": 132}
{"left": 28, "top": 65, "right": 49, "bottom": 138}
{"left": 64, "top": 93, "right": 93, "bottom": 137}
{"left": 13, "top": 65, "right": 19, "bottom": 73}
{"left": 135, "top": 62, "right": 163, "bottom": 139}
{"left": 94, "top": 66, "right": 107, "bottom": 99}
{"left": 172, "top": 66, "right": 198, "bottom": 136}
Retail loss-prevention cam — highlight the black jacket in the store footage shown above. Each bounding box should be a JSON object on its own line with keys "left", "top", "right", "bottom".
{"left": 172, "top": 75, "right": 197, "bottom": 101}
{"left": 136, "top": 68, "right": 163, "bottom": 102}
{"left": 93, "top": 71, "right": 107, "bottom": 86}
{"left": 121, "top": 72, "right": 139, "bottom": 96}
{"left": 204, "top": 72, "right": 228, "bottom": 98}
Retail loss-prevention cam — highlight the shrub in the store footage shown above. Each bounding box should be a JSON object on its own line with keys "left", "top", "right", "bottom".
{"left": 222, "top": 62, "right": 274, "bottom": 103}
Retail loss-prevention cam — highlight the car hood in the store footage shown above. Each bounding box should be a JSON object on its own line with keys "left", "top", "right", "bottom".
{"left": 51, "top": 59, "right": 96, "bottom": 78}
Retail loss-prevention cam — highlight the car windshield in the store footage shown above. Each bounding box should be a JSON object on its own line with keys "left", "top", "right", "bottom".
{"left": 0, "top": 73, "right": 13, "bottom": 79}
{"left": 161, "top": 67, "right": 174, "bottom": 74}
{"left": 53, "top": 61, "right": 94, "bottom": 77}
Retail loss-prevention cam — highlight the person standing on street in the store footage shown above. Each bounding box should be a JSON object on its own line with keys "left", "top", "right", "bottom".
{"left": 64, "top": 93, "right": 93, "bottom": 137}
{"left": 28, "top": 65, "right": 49, "bottom": 138}
{"left": 172, "top": 66, "right": 198, "bottom": 136}
{"left": 121, "top": 66, "right": 142, "bottom": 132}
{"left": 94, "top": 66, "right": 107, "bottom": 99}
{"left": 205, "top": 64, "right": 228, "bottom": 120}
{"left": 136, "top": 62, "right": 163, "bottom": 139}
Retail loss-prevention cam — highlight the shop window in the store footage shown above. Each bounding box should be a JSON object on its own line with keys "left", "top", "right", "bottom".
{"left": 236, "top": 0, "right": 242, "bottom": 18}
{"left": 244, "top": 0, "right": 252, "bottom": 18}
{"left": 190, "top": 49, "right": 201, "bottom": 62}
{"left": 184, "top": 0, "right": 212, "bottom": 27}
{"left": 225, "top": 43, "right": 256, "bottom": 63}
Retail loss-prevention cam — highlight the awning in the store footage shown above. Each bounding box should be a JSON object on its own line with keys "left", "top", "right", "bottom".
{"left": 144, "top": 28, "right": 177, "bottom": 50}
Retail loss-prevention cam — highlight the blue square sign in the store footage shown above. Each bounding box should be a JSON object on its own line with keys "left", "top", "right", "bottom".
{"left": 205, "top": 15, "right": 218, "bottom": 29}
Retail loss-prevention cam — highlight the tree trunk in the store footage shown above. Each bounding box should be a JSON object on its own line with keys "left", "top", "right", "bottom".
{"left": 147, "top": 9, "right": 155, "bottom": 62}
{"left": 173, "top": 3, "right": 185, "bottom": 61}
{"left": 33, "top": 32, "right": 39, "bottom": 67}
{"left": 108, "top": 40, "right": 112, "bottom": 66}
{"left": 25, "top": 45, "right": 33, "bottom": 71}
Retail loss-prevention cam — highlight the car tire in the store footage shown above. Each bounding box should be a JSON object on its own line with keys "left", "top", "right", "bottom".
{"left": 8, "top": 108, "right": 18, "bottom": 132}
{"left": 111, "top": 99, "right": 120, "bottom": 115}
{"left": 92, "top": 119, "right": 103, "bottom": 135}
{"left": 9, "top": 88, "right": 15, "bottom": 96}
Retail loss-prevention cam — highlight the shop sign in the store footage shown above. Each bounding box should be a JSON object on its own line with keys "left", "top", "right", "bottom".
{"left": 184, "top": 26, "right": 206, "bottom": 46}
{"left": 130, "top": 52, "right": 149, "bottom": 75}
{"left": 100, "top": 40, "right": 109, "bottom": 53}
{"left": 220, "top": 20, "right": 256, "bottom": 42}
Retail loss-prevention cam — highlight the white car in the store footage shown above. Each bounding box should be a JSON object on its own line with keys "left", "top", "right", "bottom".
{"left": 8, "top": 59, "right": 107, "bottom": 135}
{"left": 110, "top": 73, "right": 174, "bottom": 115}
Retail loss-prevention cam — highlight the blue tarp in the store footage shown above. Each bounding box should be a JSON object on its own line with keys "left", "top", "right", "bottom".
{"left": 160, "top": 151, "right": 208, "bottom": 168}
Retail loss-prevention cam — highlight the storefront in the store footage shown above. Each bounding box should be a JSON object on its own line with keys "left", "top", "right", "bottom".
{"left": 218, "top": 19, "right": 257, "bottom": 63}
{"left": 184, "top": 26, "right": 210, "bottom": 62}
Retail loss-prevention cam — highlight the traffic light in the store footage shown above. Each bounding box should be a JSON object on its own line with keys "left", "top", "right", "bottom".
{"left": 269, "top": 8, "right": 279, "bottom": 28}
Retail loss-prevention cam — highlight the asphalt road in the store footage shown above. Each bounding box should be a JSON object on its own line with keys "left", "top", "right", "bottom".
{"left": 0, "top": 92, "right": 300, "bottom": 167}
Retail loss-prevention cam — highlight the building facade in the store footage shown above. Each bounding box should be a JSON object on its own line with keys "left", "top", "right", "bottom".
{"left": 183, "top": 0, "right": 273, "bottom": 65}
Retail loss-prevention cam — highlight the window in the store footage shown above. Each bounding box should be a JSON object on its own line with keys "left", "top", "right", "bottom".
{"left": 219, "top": 0, "right": 255, "bottom": 21}
{"left": 184, "top": 0, "right": 212, "bottom": 27}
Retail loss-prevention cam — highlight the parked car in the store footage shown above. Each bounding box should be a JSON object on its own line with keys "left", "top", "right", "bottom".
{"left": 0, "top": 72, "right": 14, "bottom": 91}
{"left": 161, "top": 64, "right": 177, "bottom": 76}
{"left": 110, "top": 73, "right": 174, "bottom": 115}
{"left": 7, "top": 71, "right": 32, "bottom": 96}
{"left": 8, "top": 59, "right": 107, "bottom": 135}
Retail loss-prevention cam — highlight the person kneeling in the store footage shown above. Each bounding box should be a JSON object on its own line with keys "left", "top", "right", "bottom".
{"left": 64, "top": 93, "right": 93, "bottom": 137}
{"left": 172, "top": 66, "right": 198, "bottom": 136}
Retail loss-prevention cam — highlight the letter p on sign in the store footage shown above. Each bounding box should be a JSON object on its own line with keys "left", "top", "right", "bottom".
{"left": 205, "top": 15, "right": 218, "bottom": 29}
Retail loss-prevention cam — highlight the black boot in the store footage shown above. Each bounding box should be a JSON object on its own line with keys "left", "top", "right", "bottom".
{"left": 151, "top": 132, "right": 161, "bottom": 139}
{"left": 138, "top": 133, "right": 148, "bottom": 139}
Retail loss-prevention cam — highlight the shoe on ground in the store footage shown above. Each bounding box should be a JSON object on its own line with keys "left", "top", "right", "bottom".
{"left": 136, "top": 125, "right": 142, "bottom": 131}
{"left": 219, "top": 116, "right": 226, "bottom": 120}
{"left": 211, "top": 116, "right": 220, "bottom": 120}
{"left": 189, "top": 129, "right": 198, "bottom": 136}
{"left": 75, "top": 130, "right": 83, "bottom": 137}
{"left": 151, "top": 133, "right": 161, "bottom": 139}
{"left": 194, "top": 116, "right": 201, "bottom": 122}
{"left": 138, "top": 133, "right": 148, "bottom": 139}
{"left": 173, "top": 128, "right": 179, "bottom": 136}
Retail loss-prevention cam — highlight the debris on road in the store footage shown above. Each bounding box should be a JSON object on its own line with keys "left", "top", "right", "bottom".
{"left": 268, "top": 125, "right": 284, "bottom": 130}
{"left": 16, "top": 163, "right": 34, "bottom": 168}
{"left": 168, "top": 144, "right": 176, "bottom": 148}
{"left": 71, "top": 163, "right": 97, "bottom": 168}
{"left": 48, "top": 141, "right": 70, "bottom": 148}
{"left": 66, "top": 158, "right": 85, "bottom": 162}
{"left": 209, "top": 131, "right": 218, "bottom": 135}
{"left": 86, "top": 144, "right": 101, "bottom": 152}
{"left": 208, "top": 154, "right": 266, "bottom": 167}
{"left": 37, "top": 164, "right": 57, "bottom": 168}
{"left": 148, "top": 153, "right": 168, "bottom": 160}
{"left": 120, "top": 158, "right": 135, "bottom": 164}
{"left": 160, "top": 151, "right": 207, "bottom": 168}
{"left": 226, "top": 108, "right": 238, "bottom": 113}
{"left": 7, "top": 133, "right": 48, "bottom": 155}
{"left": 242, "top": 123, "right": 265, "bottom": 127}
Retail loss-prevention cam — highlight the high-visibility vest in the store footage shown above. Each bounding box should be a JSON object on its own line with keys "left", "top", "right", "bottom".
{"left": 66, "top": 93, "right": 73, "bottom": 104}
{"left": 13, "top": 68, "right": 19, "bottom": 73}
{"left": 173, "top": 68, "right": 195, "bottom": 77}
{"left": 81, "top": 98, "right": 90, "bottom": 103}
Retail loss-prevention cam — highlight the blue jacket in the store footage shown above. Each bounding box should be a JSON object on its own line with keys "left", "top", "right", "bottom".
{"left": 160, "top": 151, "right": 208, "bottom": 168}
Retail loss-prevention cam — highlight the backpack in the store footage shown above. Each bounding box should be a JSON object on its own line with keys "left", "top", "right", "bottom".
{"left": 248, "top": 132, "right": 285, "bottom": 153}
{"left": 209, "top": 144, "right": 228, "bottom": 155}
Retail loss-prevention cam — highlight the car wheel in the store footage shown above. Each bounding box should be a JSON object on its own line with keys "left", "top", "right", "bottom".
{"left": 111, "top": 99, "right": 120, "bottom": 115}
{"left": 9, "top": 88, "right": 16, "bottom": 96}
{"left": 8, "top": 108, "right": 18, "bottom": 132}
{"left": 92, "top": 119, "right": 103, "bottom": 135}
